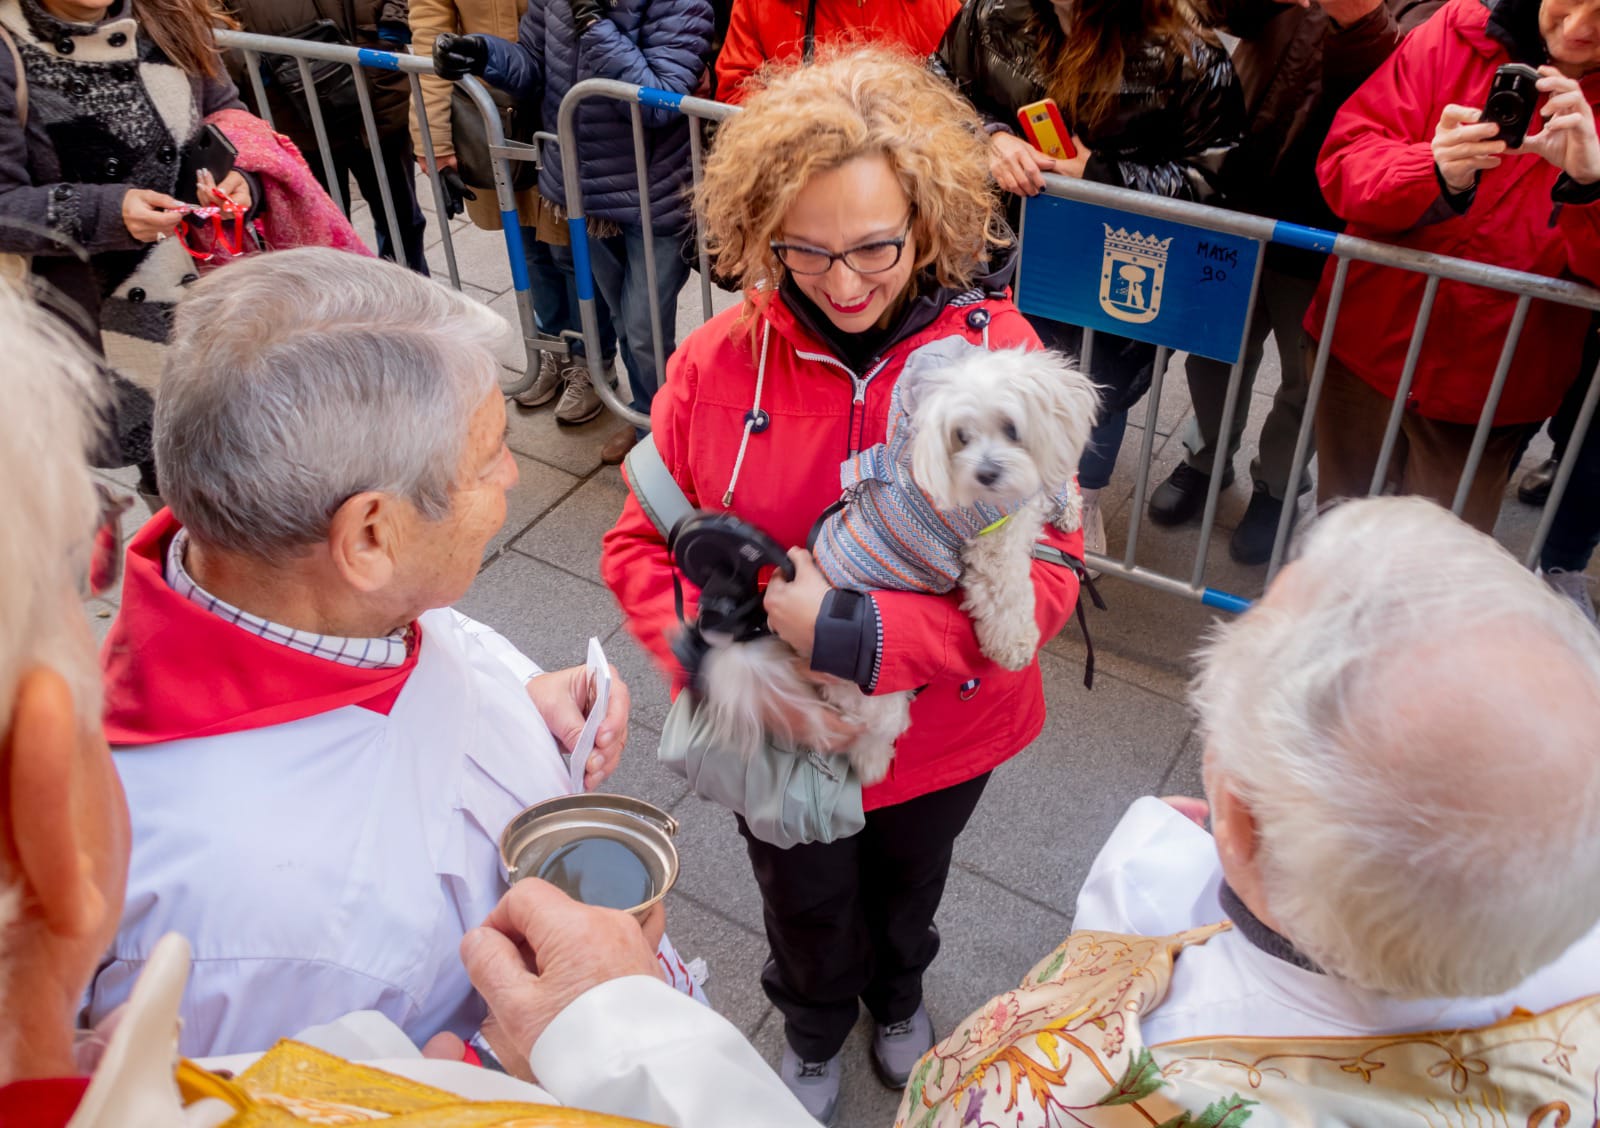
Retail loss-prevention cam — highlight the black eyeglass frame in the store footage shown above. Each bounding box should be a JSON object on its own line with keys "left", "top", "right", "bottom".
{"left": 769, "top": 217, "right": 915, "bottom": 277}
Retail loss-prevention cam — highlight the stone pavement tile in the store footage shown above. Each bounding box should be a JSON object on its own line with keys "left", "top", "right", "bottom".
{"left": 597, "top": 720, "right": 690, "bottom": 814}
{"left": 600, "top": 623, "right": 675, "bottom": 733}
{"left": 455, "top": 551, "right": 623, "bottom": 673}
{"left": 484, "top": 454, "right": 580, "bottom": 560}
{"left": 665, "top": 792, "right": 768, "bottom": 933}
{"left": 504, "top": 390, "right": 613, "bottom": 476}
{"left": 86, "top": 600, "right": 118, "bottom": 644}
{"left": 1044, "top": 574, "right": 1220, "bottom": 708}
{"left": 512, "top": 466, "right": 630, "bottom": 579}
{"left": 926, "top": 865, "right": 1071, "bottom": 1034}
{"left": 660, "top": 891, "right": 773, "bottom": 1038}
{"left": 1160, "top": 727, "right": 1205, "bottom": 801}
{"left": 424, "top": 220, "right": 514, "bottom": 293}
{"left": 953, "top": 650, "right": 1192, "bottom": 910}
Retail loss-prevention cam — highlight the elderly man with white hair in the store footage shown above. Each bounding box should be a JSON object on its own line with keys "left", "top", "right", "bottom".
{"left": 0, "top": 270, "right": 812, "bottom": 1128}
{"left": 84, "top": 248, "right": 712, "bottom": 1063}
{"left": 899, "top": 496, "right": 1600, "bottom": 1126}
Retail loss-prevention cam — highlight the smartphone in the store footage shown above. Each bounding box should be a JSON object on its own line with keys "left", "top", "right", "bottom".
{"left": 1483, "top": 62, "right": 1541, "bottom": 146}
{"left": 1017, "top": 99, "right": 1077, "bottom": 161}
{"left": 176, "top": 123, "right": 239, "bottom": 204}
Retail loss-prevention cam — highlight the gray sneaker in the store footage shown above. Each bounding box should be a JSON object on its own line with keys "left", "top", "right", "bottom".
{"left": 779, "top": 1045, "right": 841, "bottom": 1126}
{"left": 511, "top": 350, "right": 564, "bottom": 408}
{"left": 554, "top": 359, "right": 604, "bottom": 425}
{"left": 1543, "top": 567, "right": 1597, "bottom": 626}
{"left": 871, "top": 1003, "right": 934, "bottom": 1090}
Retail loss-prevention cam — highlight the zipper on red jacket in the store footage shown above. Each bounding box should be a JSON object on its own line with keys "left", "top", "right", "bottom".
{"left": 792, "top": 348, "right": 893, "bottom": 455}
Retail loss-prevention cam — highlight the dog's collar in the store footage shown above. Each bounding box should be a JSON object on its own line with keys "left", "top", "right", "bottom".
{"left": 977, "top": 515, "right": 1011, "bottom": 536}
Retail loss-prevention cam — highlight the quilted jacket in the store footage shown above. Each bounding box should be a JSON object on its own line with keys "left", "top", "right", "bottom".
{"left": 930, "top": 0, "right": 1243, "bottom": 203}
{"left": 479, "top": 0, "right": 713, "bottom": 230}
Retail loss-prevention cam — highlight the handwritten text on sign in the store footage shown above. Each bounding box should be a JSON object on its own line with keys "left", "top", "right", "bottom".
{"left": 1015, "top": 194, "right": 1261, "bottom": 365}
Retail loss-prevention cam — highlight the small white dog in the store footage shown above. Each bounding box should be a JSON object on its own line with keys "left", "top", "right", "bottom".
{"left": 697, "top": 338, "right": 1100, "bottom": 785}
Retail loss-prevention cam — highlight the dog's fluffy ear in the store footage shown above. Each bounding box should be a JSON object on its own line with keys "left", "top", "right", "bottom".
{"left": 909, "top": 385, "right": 961, "bottom": 509}
{"left": 1011, "top": 348, "right": 1101, "bottom": 492}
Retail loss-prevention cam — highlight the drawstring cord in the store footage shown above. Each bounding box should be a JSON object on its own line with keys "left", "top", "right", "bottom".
{"left": 722, "top": 320, "right": 771, "bottom": 507}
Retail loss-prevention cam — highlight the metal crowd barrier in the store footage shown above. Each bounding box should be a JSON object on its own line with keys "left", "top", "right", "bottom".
{"left": 214, "top": 29, "right": 551, "bottom": 395}
{"left": 553, "top": 79, "right": 1600, "bottom": 612}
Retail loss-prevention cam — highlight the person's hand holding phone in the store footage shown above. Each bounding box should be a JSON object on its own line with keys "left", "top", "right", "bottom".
{"left": 1432, "top": 104, "right": 1506, "bottom": 192}
{"left": 121, "top": 188, "right": 184, "bottom": 243}
{"left": 989, "top": 131, "right": 1059, "bottom": 196}
{"left": 1517, "top": 66, "right": 1600, "bottom": 185}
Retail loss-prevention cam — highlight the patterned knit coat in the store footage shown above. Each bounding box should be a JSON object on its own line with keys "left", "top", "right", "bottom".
{"left": 0, "top": 0, "right": 242, "bottom": 357}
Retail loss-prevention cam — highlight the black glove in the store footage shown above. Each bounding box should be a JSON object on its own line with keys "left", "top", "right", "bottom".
{"left": 568, "top": 0, "right": 605, "bottom": 35}
{"left": 433, "top": 33, "right": 488, "bottom": 80}
{"left": 438, "top": 166, "right": 476, "bottom": 219}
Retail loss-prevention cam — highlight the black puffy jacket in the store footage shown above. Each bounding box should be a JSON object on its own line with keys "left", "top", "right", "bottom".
{"left": 930, "top": 0, "right": 1244, "bottom": 202}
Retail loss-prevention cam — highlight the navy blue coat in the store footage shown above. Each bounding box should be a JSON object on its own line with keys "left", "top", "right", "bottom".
{"left": 480, "top": 0, "right": 711, "bottom": 231}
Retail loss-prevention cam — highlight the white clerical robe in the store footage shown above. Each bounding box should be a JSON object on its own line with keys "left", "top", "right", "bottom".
{"left": 71, "top": 934, "right": 816, "bottom": 1128}
{"left": 90, "top": 608, "right": 699, "bottom": 1057}
{"left": 1074, "top": 796, "right": 1600, "bottom": 1044}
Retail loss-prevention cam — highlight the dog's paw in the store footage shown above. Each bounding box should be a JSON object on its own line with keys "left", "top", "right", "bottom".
{"left": 979, "top": 620, "right": 1039, "bottom": 671}
{"left": 850, "top": 741, "right": 896, "bottom": 786}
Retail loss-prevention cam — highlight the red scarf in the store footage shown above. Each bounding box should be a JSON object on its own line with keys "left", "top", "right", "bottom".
{"left": 101, "top": 511, "right": 421, "bottom": 747}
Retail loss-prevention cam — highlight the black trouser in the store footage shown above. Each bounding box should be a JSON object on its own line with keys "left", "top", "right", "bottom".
{"left": 737, "top": 771, "right": 991, "bottom": 1062}
{"left": 307, "top": 127, "right": 430, "bottom": 275}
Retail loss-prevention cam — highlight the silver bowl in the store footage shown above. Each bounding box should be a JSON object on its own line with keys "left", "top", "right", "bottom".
{"left": 498, "top": 794, "right": 680, "bottom": 920}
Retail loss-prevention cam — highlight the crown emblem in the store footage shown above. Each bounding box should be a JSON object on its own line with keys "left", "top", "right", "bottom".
{"left": 1102, "top": 225, "right": 1173, "bottom": 264}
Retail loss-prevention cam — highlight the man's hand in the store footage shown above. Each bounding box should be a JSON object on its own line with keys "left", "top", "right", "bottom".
{"left": 1517, "top": 66, "right": 1600, "bottom": 185}
{"left": 121, "top": 188, "right": 183, "bottom": 242}
{"left": 763, "top": 547, "right": 830, "bottom": 659}
{"left": 1160, "top": 795, "right": 1211, "bottom": 827}
{"left": 526, "top": 664, "right": 630, "bottom": 789}
{"left": 433, "top": 33, "right": 489, "bottom": 80}
{"left": 462, "top": 878, "right": 664, "bottom": 1078}
{"left": 989, "top": 131, "right": 1058, "bottom": 196}
{"left": 1432, "top": 104, "right": 1506, "bottom": 192}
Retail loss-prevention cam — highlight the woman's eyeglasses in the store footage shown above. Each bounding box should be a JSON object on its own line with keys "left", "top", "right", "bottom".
{"left": 84, "top": 483, "right": 133, "bottom": 599}
{"left": 770, "top": 218, "right": 913, "bottom": 277}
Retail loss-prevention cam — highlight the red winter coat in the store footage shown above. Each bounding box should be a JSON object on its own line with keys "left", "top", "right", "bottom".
{"left": 1305, "top": 0, "right": 1600, "bottom": 426}
{"left": 600, "top": 281, "right": 1084, "bottom": 812}
{"left": 713, "top": 0, "right": 960, "bottom": 104}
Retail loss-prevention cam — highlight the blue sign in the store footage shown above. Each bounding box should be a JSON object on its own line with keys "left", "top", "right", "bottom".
{"left": 1015, "top": 194, "right": 1261, "bottom": 365}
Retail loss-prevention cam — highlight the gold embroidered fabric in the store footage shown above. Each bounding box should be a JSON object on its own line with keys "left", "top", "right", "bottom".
{"left": 175, "top": 1041, "right": 665, "bottom": 1127}
{"left": 895, "top": 923, "right": 1600, "bottom": 1127}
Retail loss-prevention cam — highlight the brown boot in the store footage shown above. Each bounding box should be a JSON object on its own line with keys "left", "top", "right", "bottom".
{"left": 600, "top": 426, "right": 640, "bottom": 465}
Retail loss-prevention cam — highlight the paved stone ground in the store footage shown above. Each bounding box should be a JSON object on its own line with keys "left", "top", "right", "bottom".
{"left": 88, "top": 179, "right": 1578, "bottom": 1128}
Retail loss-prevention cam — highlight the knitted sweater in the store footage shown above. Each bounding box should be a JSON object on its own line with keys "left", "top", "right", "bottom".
{"left": 0, "top": 0, "right": 242, "bottom": 352}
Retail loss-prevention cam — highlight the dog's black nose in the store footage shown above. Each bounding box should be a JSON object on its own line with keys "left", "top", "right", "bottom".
{"left": 976, "top": 466, "right": 1001, "bottom": 487}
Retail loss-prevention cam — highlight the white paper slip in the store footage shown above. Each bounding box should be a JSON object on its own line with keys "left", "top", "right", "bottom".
{"left": 568, "top": 636, "right": 612, "bottom": 794}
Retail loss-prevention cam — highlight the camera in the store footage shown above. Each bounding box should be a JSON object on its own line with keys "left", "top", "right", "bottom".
{"left": 1483, "top": 63, "right": 1542, "bottom": 146}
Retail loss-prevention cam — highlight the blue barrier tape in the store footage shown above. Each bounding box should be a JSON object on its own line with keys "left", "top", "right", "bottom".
{"left": 1201, "top": 588, "right": 1253, "bottom": 614}
{"left": 356, "top": 47, "right": 402, "bottom": 71}
{"left": 501, "top": 211, "right": 530, "bottom": 292}
{"left": 1271, "top": 221, "right": 1337, "bottom": 255}
{"left": 637, "top": 87, "right": 684, "bottom": 112}
{"left": 567, "top": 216, "right": 595, "bottom": 302}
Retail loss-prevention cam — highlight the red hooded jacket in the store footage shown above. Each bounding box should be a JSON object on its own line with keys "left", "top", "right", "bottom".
{"left": 713, "top": 0, "right": 960, "bottom": 104}
{"left": 1305, "top": 0, "right": 1600, "bottom": 426}
{"left": 600, "top": 273, "right": 1084, "bottom": 812}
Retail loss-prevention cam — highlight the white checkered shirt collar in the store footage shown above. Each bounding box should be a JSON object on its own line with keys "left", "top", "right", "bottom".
{"left": 165, "top": 527, "right": 411, "bottom": 669}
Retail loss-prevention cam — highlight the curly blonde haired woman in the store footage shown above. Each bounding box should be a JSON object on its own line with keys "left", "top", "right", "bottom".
{"left": 601, "top": 48, "right": 1085, "bottom": 1122}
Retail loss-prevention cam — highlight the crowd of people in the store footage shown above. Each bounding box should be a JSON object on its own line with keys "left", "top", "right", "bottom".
{"left": 5, "top": 0, "right": 1600, "bottom": 1121}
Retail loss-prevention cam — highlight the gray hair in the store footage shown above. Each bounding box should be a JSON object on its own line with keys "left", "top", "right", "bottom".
{"left": 1195, "top": 496, "right": 1600, "bottom": 999}
{"left": 0, "top": 281, "right": 107, "bottom": 1043}
{"left": 156, "top": 249, "right": 504, "bottom": 559}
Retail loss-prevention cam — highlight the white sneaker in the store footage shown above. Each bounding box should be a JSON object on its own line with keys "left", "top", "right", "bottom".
{"left": 554, "top": 359, "right": 605, "bottom": 425}
{"left": 511, "top": 350, "right": 563, "bottom": 408}
{"left": 1080, "top": 487, "right": 1105, "bottom": 578}
{"left": 1542, "top": 567, "right": 1597, "bottom": 626}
